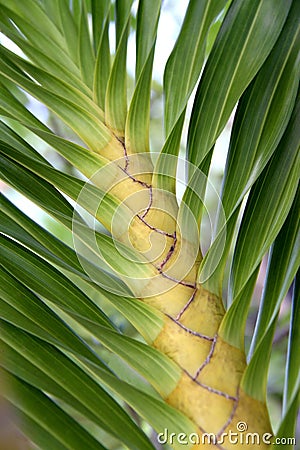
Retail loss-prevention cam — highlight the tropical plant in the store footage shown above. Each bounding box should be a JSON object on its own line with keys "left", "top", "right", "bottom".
{"left": 0, "top": 0, "right": 299, "bottom": 449}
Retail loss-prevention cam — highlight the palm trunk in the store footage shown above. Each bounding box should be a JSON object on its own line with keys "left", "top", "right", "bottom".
{"left": 95, "top": 137, "right": 272, "bottom": 449}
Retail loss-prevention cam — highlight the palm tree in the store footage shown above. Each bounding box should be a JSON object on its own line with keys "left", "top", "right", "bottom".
{"left": 0, "top": 0, "right": 299, "bottom": 449}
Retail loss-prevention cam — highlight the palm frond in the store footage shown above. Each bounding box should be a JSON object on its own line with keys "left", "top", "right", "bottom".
{"left": 0, "top": 0, "right": 299, "bottom": 448}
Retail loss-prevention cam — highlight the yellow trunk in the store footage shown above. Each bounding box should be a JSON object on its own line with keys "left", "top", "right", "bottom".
{"left": 94, "top": 137, "right": 272, "bottom": 449}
